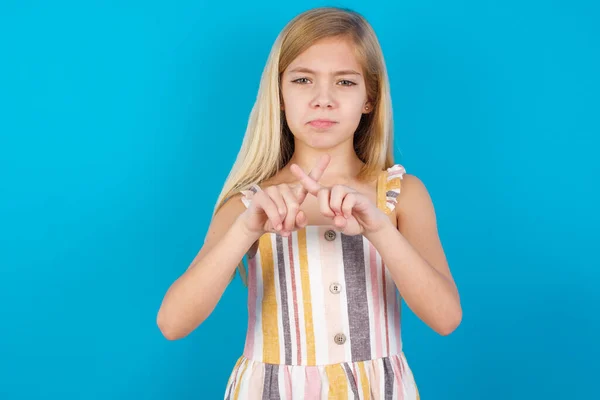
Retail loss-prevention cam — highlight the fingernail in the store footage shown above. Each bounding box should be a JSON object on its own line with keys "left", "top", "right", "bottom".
{"left": 276, "top": 224, "right": 282, "bottom": 231}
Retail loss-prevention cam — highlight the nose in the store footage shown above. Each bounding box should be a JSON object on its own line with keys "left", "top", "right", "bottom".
{"left": 309, "top": 82, "right": 337, "bottom": 109}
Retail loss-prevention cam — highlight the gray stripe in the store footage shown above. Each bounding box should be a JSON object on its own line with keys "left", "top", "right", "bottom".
{"left": 383, "top": 357, "right": 395, "bottom": 400}
{"left": 386, "top": 190, "right": 399, "bottom": 198}
{"left": 276, "top": 235, "right": 292, "bottom": 365}
{"left": 340, "top": 233, "right": 372, "bottom": 361}
{"left": 262, "top": 364, "right": 280, "bottom": 400}
{"left": 342, "top": 362, "right": 360, "bottom": 398}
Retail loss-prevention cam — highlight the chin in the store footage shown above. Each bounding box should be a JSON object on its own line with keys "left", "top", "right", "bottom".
{"left": 294, "top": 130, "right": 351, "bottom": 149}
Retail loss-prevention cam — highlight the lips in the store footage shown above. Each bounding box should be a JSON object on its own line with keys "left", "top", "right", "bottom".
{"left": 308, "top": 119, "right": 337, "bottom": 129}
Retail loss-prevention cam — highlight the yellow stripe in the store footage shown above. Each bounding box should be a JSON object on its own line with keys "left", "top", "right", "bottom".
{"left": 387, "top": 177, "right": 402, "bottom": 193}
{"left": 357, "top": 361, "right": 370, "bottom": 400}
{"left": 259, "top": 234, "right": 279, "bottom": 364}
{"left": 325, "top": 364, "right": 348, "bottom": 399}
{"left": 297, "top": 229, "right": 316, "bottom": 366}
{"left": 232, "top": 358, "right": 249, "bottom": 400}
{"left": 376, "top": 171, "right": 387, "bottom": 212}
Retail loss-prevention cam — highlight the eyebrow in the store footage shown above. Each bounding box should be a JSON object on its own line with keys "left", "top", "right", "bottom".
{"left": 287, "top": 67, "right": 362, "bottom": 76}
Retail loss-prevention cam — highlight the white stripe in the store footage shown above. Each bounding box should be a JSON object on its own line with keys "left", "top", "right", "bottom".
{"left": 375, "top": 249, "right": 386, "bottom": 354}
{"left": 237, "top": 359, "right": 250, "bottom": 398}
{"left": 306, "top": 227, "right": 327, "bottom": 365}
{"left": 277, "top": 364, "right": 286, "bottom": 395}
{"left": 291, "top": 365, "right": 305, "bottom": 398}
{"left": 363, "top": 238, "right": 376, "bottom": 360}
{"left": 271, "top": 233, "right": 285, "bottom": 364}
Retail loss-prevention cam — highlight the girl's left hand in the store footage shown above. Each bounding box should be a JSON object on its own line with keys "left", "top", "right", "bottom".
{"left": 290, "top": 164, "right": 390, "bottom": 236}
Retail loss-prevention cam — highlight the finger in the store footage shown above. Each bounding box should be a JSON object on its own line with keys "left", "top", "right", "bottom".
{"left": 341, "top": 192, "right": 357, "bottom": 219}
{"left": 292, "top": 154, "right": 331, "bottom": 202}
{"left": 279, "top": 184, "right": 300, "bottom": 232}
{"left": 255, "top": 193, "right": 283, "bottom": 231}
{"left": 317, "top": 187, "right": 335, "bottom": 217}
{"left": 334, "top": 214, "right": 348, "bottom": 229}
{"left": 291, "top": 154, "right": 330, "bottom": 199}
{"left": 296, "top": 210, "right": 308, "bottom": 229}
{"left": 329, "top": 185, "right": 347, "bottom": 216}
{"left": 265, "top": 186, "right": 287, "bottom": 221}
{"left": 290, "top": 164, "right": 323, "bottom": 196}
{"left": 309, "top": 154, "right": 331, "bottom": 182}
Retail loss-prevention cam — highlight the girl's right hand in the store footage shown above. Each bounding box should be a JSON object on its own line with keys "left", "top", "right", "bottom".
{"left": 239, "top": 154, "right": 330, "bottom": 237}
{"left": 241, "top": 183, "right": 307, "bottom": 237}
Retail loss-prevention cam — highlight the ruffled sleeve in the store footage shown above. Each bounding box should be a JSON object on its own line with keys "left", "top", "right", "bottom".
{"left": 240, "top": 183, "right": 262, "bottom": 208}
{"left": 378, "top": 164, "right": 406, "bottom": 214}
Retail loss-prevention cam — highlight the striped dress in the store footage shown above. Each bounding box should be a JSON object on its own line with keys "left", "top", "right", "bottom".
{"left": 224, "top": 164, "right": 419, "bottom": 399}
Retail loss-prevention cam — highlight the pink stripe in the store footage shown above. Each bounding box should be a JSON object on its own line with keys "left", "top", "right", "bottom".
{"left": 284, "top": 366, "right": 292, "bottom": 399}
{"left": 305, "top": 367, "right": 321, "bottom": 398}
{"left": 395, "top": 355, "right": 404, "bottom": 377}
{"left": 386, "top": 269, "right": 396, "bottom": 355}
{"left": 287, "top": 236, "right": 302, "bottom": 364}
{"left": 391, "top": 356, "right": 404, "bottom": 400}
{"left": 382, "top": 261, "right": 390, "bottom": 355}
{"left": 395, "top": 290, "right": 401, "bottom": 353}
{"left": 243, "top": 257, "right": 256, "bottom": 359}
{"left": 369, "top": 242, "right": 382, "bottom": 358}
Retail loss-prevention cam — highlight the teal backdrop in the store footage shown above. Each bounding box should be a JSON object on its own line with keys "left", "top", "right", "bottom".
{"left": 1, "top": 1, "right": 598, "bottom": 398}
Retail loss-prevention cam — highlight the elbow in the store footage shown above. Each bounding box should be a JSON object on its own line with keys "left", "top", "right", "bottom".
{"left": 437, "top": 307, "right": 462, "bottom": 336}
{"left": 156, "top": 310, "right": 191, "bottom": 341}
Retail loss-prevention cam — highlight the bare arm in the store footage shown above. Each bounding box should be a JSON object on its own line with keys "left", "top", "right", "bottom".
{"left": 156, "top": 195, "right": 260, "bottom": 340}
{"left": 364, "top": 174, "right": 462, "bottom": 336}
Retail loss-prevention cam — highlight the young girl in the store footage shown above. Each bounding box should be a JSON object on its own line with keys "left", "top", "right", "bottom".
{"left": 157, "top": 6, "right": 462, "bottom": 399}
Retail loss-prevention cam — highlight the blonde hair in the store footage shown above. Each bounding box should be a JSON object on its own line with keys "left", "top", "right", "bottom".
{"left": 214, "top": 7, "right": 396, "bottom": 286}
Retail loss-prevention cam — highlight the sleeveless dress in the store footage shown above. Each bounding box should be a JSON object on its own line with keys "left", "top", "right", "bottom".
{"left": 224, "top": 164, "right": 420, "bottom": 399}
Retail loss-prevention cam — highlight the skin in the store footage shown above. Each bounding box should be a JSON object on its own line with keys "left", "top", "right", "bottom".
{"left": 156, "top": 36, "right": 462, "bottom": 340}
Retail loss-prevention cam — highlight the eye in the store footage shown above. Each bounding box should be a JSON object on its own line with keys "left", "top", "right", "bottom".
{"left": 338, "top": 80, "right": 357, "bottom": 86}
{"left": 292, "top": 77, "right": 311, "bottom": 84}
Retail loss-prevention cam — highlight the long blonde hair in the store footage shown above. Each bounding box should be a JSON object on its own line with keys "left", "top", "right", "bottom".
{"left": 214, "top": 7, "right": 396, "bottom": 286}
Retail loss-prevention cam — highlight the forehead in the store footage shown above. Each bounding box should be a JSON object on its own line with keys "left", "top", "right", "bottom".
{"left": 285, "top": 37, "right": 362, "bottom": 73}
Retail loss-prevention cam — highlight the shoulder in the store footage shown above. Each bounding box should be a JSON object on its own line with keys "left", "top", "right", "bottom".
{"left": 394, "top": 172, "right": 437, "bottom": 223}
{"left": 212, "top": 192, "right": 247, "bottom": 226}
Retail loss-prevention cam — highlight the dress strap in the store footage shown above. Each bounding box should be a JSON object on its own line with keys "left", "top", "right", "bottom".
{"left": 239, "top": 183, "right": 262, "bottom": 208}
{"left": 376, "top": 164, "right": 407, "bottom": 214}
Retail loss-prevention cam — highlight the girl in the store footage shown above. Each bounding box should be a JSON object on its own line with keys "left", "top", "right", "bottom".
{"left": 157, "top": 6, "right": 462, "bottom": 399}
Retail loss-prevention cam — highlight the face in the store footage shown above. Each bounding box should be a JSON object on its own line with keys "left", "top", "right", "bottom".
{"left": 280, "top": 36, "right": 372, "bottom": 149}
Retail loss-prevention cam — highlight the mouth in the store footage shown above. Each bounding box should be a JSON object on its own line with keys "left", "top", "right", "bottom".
{"left": 307, "top": 119, "right": 338, "bottom": 129}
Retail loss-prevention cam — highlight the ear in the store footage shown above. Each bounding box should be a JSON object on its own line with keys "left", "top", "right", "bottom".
{"left": 363, "top": 102, "right": 373, "bottom": 114}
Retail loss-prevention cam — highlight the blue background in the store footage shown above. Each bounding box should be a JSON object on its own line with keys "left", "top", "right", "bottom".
{"left": 1, "top": 1, "right": 598, "bottom": 398}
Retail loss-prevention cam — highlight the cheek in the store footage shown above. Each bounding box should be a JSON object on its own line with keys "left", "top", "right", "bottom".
{"left": 282, "top": 93, "right": 305, "bottom": 127}
{"left": 340, "top": 99, "right": 366, "bottom": 124}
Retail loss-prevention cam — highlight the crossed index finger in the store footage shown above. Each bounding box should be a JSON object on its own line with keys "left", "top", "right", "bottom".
{"left": 290, "top": 163, "right": 325, "bottom": 196}
{"left": 292, "top": 154, "right": 330, "bottom": 200}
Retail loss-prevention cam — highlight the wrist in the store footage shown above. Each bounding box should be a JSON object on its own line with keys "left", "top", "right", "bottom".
{"left": 364, "top": 215, "right": 396, "bottom": 242}
{"left": 233, "top": 215, "right": 264, "bottom": 243}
